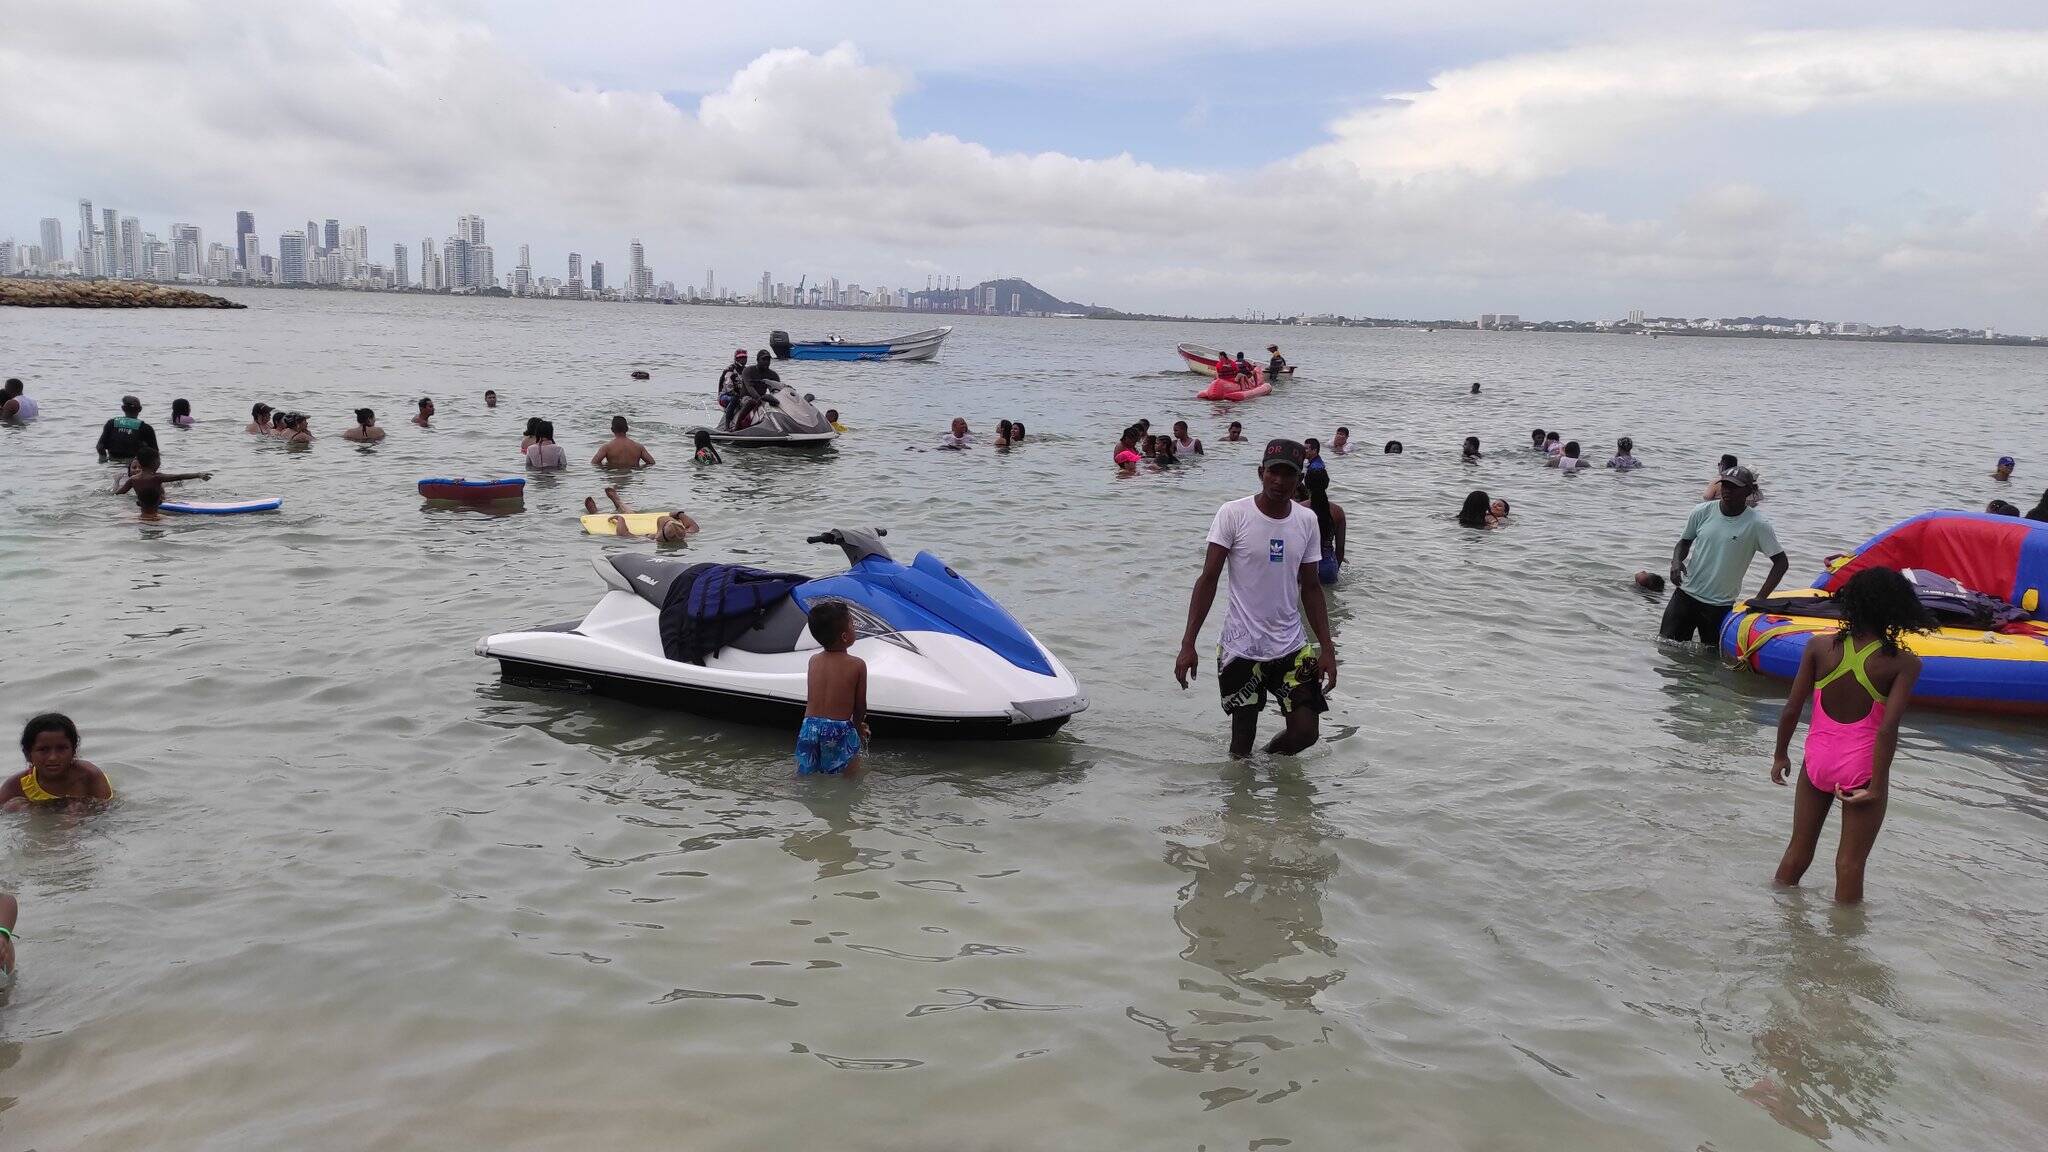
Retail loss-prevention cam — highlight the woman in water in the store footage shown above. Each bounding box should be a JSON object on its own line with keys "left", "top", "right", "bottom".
{"left": 584, "top": 486, "right": 698, "bottom": 543}
{"left": 246, "top": 403, "right": 272, "bottom": 435}
{"left": 1463, "top": 436, "right": 1482, "bottom": 461}
{"left": 524, "top": 420, "right": 567, "bottom": 469}
{"left": 1009, "top": 421, "right": 1025, "bottom": 442}
{"left": 1303, "top": 466, "right": 1346, "bottom": 584}
{"left": 282, "top": 413, "right": 314, "bottom": 445}
{"left": 342, "top": 408, "right": 386, "bottom": 443}
{"left": 170, "top": 398, "right": 194, "bottom": 427}
{"left": 3, "top": 713, "right": 113, "bottom": 811}
{"left": 1769, "top": 567, "right": 1933, "bottom": 903}
{"left": 1113, "top": 426, "right": 1142, "bottom": 474}
{"left": 1552, "top": 440, "right": 1587, "bottom": 473}
{"left": 1457, "top": 490, "right": 1493, "bottom": 529}
{"left": 520, "top": 417, "right": 544, "bottom": 452}
{"left": 692, "top": 429, "right": 723, "bottom": 464}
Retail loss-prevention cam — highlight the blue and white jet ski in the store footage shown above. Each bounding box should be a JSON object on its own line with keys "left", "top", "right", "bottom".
{"left": 476, "top": 529, "right": 1086, "bottom": 739}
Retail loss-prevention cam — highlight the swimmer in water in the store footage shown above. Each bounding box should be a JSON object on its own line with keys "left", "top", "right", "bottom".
{"left": 246, "top": 403, "right": 273, "bottom": 435}
{"left": 692, "top": 428, "right": 723, "bottom": 464}
{"left": 825, "top": 408, "right": 848, "bottom": 434}
{"left": 1489, "top": 497, "right": 1510, "bottom": 522}
{"left": 1634, "top": 570, "right": 1666, "bottom": 594}
{"left": 1173, "top": 420, "right": 1203, "bottom": 455}
{"left": 1994, "top": 456, "right": 2015, "bottom": 482}
{"left": 342, "top": 409, "right": 386, "bottom": 443}
{"left": 584, "top": 486, "right": 697, "bottom": 543}
{"left": 484, "top": 389, "right": 498, "bottom": 409}
{"left": 1463, "top": 436, "right": 1482, "bottom": 461}
{"left": 592, "top": 416, "right": 656, "bottom": 469}
{"left": 412, "top": 397, "right": 435, "bottom": 427}
{"left": 3, "top": 713, "right": 113, "bottom": 811}
{"left": 114, "top": 446, "right": 212, "bottom": 516}
{"left": 1224, "top": 421, "right": 1246, "bottom": 442}
{"left": 1769, "top": 566, "right": 1933, "bottom": 903}
{"left": 170, "top": 398, "right": 194, "bottom": 427}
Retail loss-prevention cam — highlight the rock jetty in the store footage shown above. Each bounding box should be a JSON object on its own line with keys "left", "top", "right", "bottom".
{"left": 0, "top": 278, "right": 244, "bottom": 309}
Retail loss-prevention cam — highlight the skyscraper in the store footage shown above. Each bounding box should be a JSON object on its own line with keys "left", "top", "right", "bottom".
{"left": 242, "top": 233, "right": 261, "bottom": 280}
{"left": 457, "top": 214, "right": 485, "bottom": 247}
{"left": 590, "top": 260, "right": 605, "bottom": 293}
{"left": 77, "top": 199, "right": 95, "bottom": 274}
{"left": 323, "top": 219, "right": 339, "bottom": 254}
{"left": 443, "top": 238, "right": 460, "bottom": 291}
{"left": 39, "top": 217, "right": 63, "bottom": 269}
{"left": 306, "top": 220, "right": 319, "bottom": 254}
{"left": 101, "top": 208, "right": 119, "bottom": 276}
{"left": 566, "top": 252, "right": 583, "bottom": 299}
{"left": 119, "top": 216, "right": 142, "bottom": 279}
{"left": 235, "top": 211, "right": 255, "bottom": 268}
{"left": 421, "top": 239, "right": 436, "bottom": 290}
{"left": 758, "top": 271, "right": 772, "bottom": 302}
{"left": 705, "top": 269, "right": 715, "bottom": 297}
{"left": 170, "top": 224, "right": 202, "bottom": 279}
{"left": 277, "top": 230, "right": 308, "bottom": 284}
{"left": 392, "top": 243, "right": 410, "bottom": 289}
{"left": 627, "top": 240, "right": 647, "bottom": 300}
{"left": 471, "top": 244, "right": 495, "bottom": 292}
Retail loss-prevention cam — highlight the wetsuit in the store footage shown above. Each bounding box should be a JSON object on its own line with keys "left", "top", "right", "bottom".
{"left": 96, "top": 415, "right": 157, "bottom": 461}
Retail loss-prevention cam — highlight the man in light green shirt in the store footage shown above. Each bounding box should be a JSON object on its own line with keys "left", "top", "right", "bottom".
{"left": 1661, "top": 466, "right": 1788, "bottom": 643}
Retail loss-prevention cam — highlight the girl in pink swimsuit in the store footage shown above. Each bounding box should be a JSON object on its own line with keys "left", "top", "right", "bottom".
{"left": 1769, "top": 567, "right": 1934, "bottom": 903}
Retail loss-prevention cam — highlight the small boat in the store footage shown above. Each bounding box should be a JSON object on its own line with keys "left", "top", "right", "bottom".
{"left": 419, "top": 477, "right": 526, "bottom": 503}
{"left": 1178, "top": 342, "right": 1295, "bottom": 378}
{"left": 770, "top": 327, "right": 951, "bottom": 362}
{"left": 1722, "top": 511, "right": 2048, "bottom": 716}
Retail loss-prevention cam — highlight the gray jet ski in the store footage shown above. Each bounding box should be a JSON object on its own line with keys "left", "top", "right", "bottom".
{"left": 702, "top": 381, "right": 836, "bottom": 447}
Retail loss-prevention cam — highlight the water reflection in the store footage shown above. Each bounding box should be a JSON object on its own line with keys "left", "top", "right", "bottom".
{"left": 1740, "top": 899, "right": 1899, "bottom": 1142}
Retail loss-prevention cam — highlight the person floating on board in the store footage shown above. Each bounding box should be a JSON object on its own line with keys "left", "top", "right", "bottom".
{"left": 114, "top": 447, "right": 212, "bottom": 516}
{"left": 583, "top": 486, "right": 697, "bottom": 543}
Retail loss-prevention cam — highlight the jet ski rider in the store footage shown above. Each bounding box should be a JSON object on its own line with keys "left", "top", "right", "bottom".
{"left": 716, "top": 348, "right": 747, "bottom": 408}
{"left": 722, "top": 350, "right": 782, "bottom": 430}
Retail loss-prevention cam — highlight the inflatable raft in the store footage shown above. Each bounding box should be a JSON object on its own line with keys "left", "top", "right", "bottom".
{"left": 419, "top": 477, "right": 525, "bottom": 503}
{"left": 1721, "top": 511, "right": 2048, "bottom": 716}
{"left": 1196, "top": 373, "right": 1271, "bottom": 402}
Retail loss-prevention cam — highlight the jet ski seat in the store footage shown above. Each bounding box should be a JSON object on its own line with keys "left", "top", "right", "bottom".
{"left": 609, "top": 554, "right": 691, "bottom": 607}
{"left": 727, "top": 596, "right": 811, "bottom": 654}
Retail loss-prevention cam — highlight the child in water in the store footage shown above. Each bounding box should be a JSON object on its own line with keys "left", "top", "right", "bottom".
{"left": 797, "top": 601, "right": 868, "bottom": 777}
{"left": 3, "top": 713, "right": 113, "bottom": 810}
{"left": 825, "top": 409, "right": 848, "bottom": 434}
{"left": 114, "top": 447, "right": 212, "bottom": 515}
{"left": 692, "top": 429, "right": 723, "bottom": 464}
{"left": 1769, "top": 567, "right": 1932, "bottom": 903}
{"left": 170, "top": 398, "right": 194, "bottom": 427}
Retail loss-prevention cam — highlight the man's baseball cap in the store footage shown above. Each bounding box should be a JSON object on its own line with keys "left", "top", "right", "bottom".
{"left": 1720, "top": 465, "right": 1759, "bottom": 489}
{"left": 1261, "top": 439, "right": 1306, "bottom": 472}
{"left": 734, "top": 347, "right": 748, "bottom": 356}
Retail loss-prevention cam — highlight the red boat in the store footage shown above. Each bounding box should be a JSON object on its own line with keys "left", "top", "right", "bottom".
{"left": 1177, "top": 342, "right": 1296, "bottom": 379}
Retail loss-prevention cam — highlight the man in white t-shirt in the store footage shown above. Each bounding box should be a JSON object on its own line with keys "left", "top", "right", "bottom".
{"left": 1174, "top": 439, "right": 1339, "bottom": 757}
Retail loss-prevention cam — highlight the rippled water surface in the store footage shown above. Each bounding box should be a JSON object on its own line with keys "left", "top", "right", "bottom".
{"left": 3, "top": 292, "right": 2046, "bottom": 1150}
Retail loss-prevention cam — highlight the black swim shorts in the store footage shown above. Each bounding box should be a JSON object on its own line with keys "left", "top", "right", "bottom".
{"left": 1217, "top": 644, "right": 1328, "bottom": 716}
{"left": 1659, "top": 588, "right": 1732, "bottom": 644}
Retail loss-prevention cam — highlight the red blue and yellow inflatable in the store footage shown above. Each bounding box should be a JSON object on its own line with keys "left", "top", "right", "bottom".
{"left": 1721, "top": 511, "right": 2048, "bottom": 716}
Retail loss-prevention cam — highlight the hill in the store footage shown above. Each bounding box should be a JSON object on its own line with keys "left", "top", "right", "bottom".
{"left": 907, "top": 277, "right": 1116, "bottom": 317}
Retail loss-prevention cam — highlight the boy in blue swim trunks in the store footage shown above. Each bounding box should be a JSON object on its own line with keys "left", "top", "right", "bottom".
{"left": 797, "top": 600, "right": 869, "bottom": 776}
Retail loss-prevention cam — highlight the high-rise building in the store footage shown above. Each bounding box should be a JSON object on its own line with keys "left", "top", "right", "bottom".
{"left": 471, "top": 244, "right": 495, "bottom": 292}
{"left": 628, "top": 240, "right": 647, "bottom": 300}
{"left": 589, "top": 260, "right": 605, "bottom": 294}
{"left": 705, "top": 269, "right": 715, "bottom": 297}
{"left": 444, "top": 238, "right": 461, "bottom": 291}
{"left": 77, "top": 199, "right": 95, "bottom": 275}
{"left": 0, "top": 240, "right": 12, "bottom": 275}
{"left": 242, "top": 233, "right": 262, "bottom": 280}
{"left": 235, "top": 211, "right": 255, "bottom": 268}
{"left": 392, "top": 243, "right": 410, "bottom": 289}
{"left": 323, "top": 219, "right": 339, "bottom": 254}
{"left": 1011, "top": 292, "right": 1022, "bottom": 314}
{"left": 306, "top": 220, "right": 319, "bottom": 254}
{"left": 119, "top": 216, "right": 142, "bottom": 280}
{"left": 170, "top": 224, "right": 202, "bottom": 279}
{"left": 206, "top": 243, "right": 235, "bottom": 281}
{"left": 100, "top": 208, "right": 119, "bottom": 276}
{"left": 567, "top": 252, "right": 582, "bottom": 281}
{"left": 277, "top": 230, "right": 308, "bottom": 284}
{"left": 514, "top": 244, "right": 531, "bottom": 296}
{"left": 420, "top": 239, "right": 436, "bottom": 290}
{"left": 457, "top": 214, "right": 485, "bottom": 247}
{"left": 39, "top": 217, "right": 64, "bottom": 269}
{"left": 758, "top": 271, "right": 772, "bottom": 302}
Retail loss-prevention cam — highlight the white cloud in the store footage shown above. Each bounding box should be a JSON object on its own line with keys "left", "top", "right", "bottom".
{"left": 2, "top": 2, "right": 2045, "bottom": 327}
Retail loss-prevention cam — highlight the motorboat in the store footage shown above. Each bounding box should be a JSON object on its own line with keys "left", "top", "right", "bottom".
{"left": 701, "top": 381, "right": 836, "bottom": 447}
{"left": 770, "top": 326, "right": 952, "bottom": 362}
{"left": 477, "top": 528, "right": 1088, "bottom": 739}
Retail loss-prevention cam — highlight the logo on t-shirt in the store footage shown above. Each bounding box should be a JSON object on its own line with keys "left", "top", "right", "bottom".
{"left": 1268, "top": 538, "right": 1285, "bottom": 562}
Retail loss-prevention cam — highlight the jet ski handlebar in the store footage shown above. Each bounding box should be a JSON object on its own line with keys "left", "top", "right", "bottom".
{"left": 807, "top": 528, "right": 893, "bottom": 564}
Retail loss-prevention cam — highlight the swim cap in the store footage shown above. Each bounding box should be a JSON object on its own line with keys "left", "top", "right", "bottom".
{"left": 1998, "top": 456, "right": 2016, "bottom": 469}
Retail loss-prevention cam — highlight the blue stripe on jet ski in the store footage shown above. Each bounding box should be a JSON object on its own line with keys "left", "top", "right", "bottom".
{"left": 794, "top": 551, "right": 1054, "bottom": 676}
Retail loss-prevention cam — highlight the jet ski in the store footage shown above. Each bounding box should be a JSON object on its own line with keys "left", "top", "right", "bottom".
{"left": 476, "top": 528, "right": 1087, "bottom": 739}
{"left": 702, "top": 381, "right": 836, "bottom": 447}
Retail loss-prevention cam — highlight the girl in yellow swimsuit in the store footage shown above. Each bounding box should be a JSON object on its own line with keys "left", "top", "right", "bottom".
{"left": 4, "top": 714, "right": 113, "bottom": 811}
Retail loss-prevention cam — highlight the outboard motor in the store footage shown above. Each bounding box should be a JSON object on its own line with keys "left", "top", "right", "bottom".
{"left": 769, "top": 330, "right": 793, "bottom": 360}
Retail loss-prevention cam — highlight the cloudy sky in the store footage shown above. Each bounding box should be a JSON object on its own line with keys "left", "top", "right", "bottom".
{"left": 5, "top": 0, "right": 2046, "bottom": 327}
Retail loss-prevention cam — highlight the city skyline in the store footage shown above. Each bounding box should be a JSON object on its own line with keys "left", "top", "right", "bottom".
{"left": 4, "top": 5, "right": 2044, "bottom": 329}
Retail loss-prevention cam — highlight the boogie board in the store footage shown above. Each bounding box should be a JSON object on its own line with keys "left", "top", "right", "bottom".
{"left": 161, "top": 498, "right": 283, "bottom": 515}
{"left": 419, "top": 477, "right": 525, "bottom": 502}
{"left": 580, "top": 513, "right": 668, "bottom": 536}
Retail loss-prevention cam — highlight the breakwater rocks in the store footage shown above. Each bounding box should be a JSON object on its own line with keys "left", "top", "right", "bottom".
{"left": 0, "top": 278, "right": 245, "bottom": 309}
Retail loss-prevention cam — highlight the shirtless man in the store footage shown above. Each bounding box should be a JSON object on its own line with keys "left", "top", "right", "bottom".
{"left": 592, "top": 416, "right": 656, "bottom": 469}
{"left": 412, "top": 397, "right": 435, "bottom": 427}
